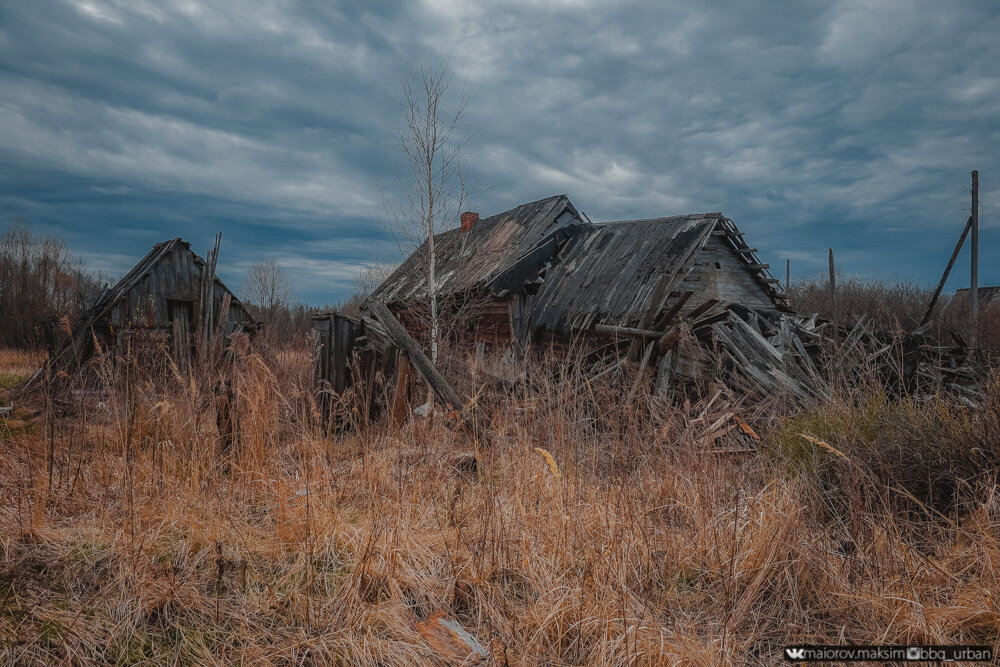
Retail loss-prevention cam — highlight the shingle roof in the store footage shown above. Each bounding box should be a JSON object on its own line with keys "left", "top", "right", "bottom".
{"left": 370, "top": 195, "right": 582, "bottom": 304}
{"left": 526, "top": 214, "right": 721, "bottom": 333}
{"left": 369, "top": 194, "right": 784, "bottom": 335}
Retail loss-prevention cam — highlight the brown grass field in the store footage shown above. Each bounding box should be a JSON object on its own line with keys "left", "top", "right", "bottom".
{"left": 1, "top": 337, "right": 998, "bottom": 665}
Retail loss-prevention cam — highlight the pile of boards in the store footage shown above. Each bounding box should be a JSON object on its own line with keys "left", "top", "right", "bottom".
{"left": 664, "top": 302, "right": 985, "bottom": 408}
{"left": 314, "top": 299, "right": 986, "bottom": 432}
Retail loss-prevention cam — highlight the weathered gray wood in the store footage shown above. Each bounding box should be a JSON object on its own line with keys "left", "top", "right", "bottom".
{"left": 971, "top": 170, "right": 979, "bottom": 345}
{"left": 653, "top": 290, "right": 693, "bottom": 329}
{"left": 593, "top": 323, "right": 664, "bottom": 338}
{"left": 654, "top": 349, "right": 673, "bottom": 396}
{"left": 368, "top": 301, "right": 463, "bottom": 413}
{"left": 687, "top": 298, "right": 720, "bottom": 321}
{"left": 18, "top": 237, "right": 253, "bottom": 395}
{"left": 390, "top": 352, "right": 411, "bottom": 425}
{"left": 828, "top": 248, "right": 838, "bottom": 345}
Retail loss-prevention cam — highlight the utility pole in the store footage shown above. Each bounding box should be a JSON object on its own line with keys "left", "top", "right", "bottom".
{"left": 829, "top": 248, "right": 838, "bottom": 345}
{"left": 785, "top": 258, "right": 790, "bottom": 292}
{"left": 970, "top": 170, "right": 979, "bottom": 346}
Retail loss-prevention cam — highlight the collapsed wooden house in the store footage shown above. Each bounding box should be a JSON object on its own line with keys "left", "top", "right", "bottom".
{"left": 314, "top": 195, "right": 794, "bottom": 414}
{"left": 19, "top": 237, "right": 256, "bottom": 393}
{"left": 366, "top": 195, "right": 787, "bottom": 353}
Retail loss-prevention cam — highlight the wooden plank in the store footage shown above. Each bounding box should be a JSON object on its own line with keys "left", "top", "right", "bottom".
{"left": 654, "top": 349, "right": 673, "bottom": 396}
{"left": 368, "top": 301, "right": 464, "bottom": 413}
{"left": 390, "top": 352, "right": 411, "bottom": 425}
{"left": 686, "top": 298, "right": 719, "bottom": 321}
{"left": 593, "top": 323, "right": 664, "bottom": 338}
{"left": 921, "top": 215, "right": 973, "bottom": 326}
{"left": 653, "top": 290, "right": 693, "bottom": 329}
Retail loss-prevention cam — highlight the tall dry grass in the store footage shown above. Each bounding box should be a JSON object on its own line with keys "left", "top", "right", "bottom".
{"left": 0, "top": 339, "right": 998, "bottom": 665}
{"left": 786, "top": 278, "right": 1000, "bottom": 356}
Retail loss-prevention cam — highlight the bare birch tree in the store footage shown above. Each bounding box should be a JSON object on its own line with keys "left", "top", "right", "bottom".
{"left": 240, "top": 258, "right": 294, "bottom": 325}
{"left": 383, "top": 62, "right": 472, "bottom": 364}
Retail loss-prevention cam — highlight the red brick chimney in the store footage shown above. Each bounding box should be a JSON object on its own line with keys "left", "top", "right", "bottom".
{"left": 460, "top": 211, "right": 479, "bottom": 232}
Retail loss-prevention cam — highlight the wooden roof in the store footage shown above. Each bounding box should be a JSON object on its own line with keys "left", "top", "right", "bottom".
{"left": 370, "top": 195, "right": 785, "bottom": 335}
{"left": 370, "top": 195, "right": 583, "bottom": 304}
{"left": 526, "top": 214, "right": 721, "bottom": 333}
{"left": 86, "top": 238, "right": 248, "bottom": 319}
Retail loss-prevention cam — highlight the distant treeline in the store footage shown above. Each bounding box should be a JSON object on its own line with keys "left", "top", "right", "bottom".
{"left": 0, "top": 218, "right": 105, "bottom": 349}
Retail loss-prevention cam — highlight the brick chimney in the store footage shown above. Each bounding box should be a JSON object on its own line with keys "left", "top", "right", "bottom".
{"left": 460, "top": 211, "right": 479, "bottom": 232}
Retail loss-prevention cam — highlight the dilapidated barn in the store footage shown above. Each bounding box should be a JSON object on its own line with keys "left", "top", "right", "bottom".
{"left": 20, "top": 237, "right": 256, "bottom": 393}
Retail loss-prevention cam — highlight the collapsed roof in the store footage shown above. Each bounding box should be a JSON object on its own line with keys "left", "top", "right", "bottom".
{"left": 371, "top": 194, "right": 787, "bottom": 339}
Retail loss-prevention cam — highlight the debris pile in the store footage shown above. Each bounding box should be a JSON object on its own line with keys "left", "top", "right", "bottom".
{"left": 676, "top": 303, "right": 985, "bottom": 408}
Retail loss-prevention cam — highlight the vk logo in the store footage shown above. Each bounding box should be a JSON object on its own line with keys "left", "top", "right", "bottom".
{"left": 785, "top": 647, "right": 806, "bottom": 660}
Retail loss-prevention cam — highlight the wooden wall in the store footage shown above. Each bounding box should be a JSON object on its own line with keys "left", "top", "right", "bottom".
{"left": 683, "top": 237, "right": 776, "bottom": 312}
{"left": 104, "top": 244, "right": 254, "bottom": 333}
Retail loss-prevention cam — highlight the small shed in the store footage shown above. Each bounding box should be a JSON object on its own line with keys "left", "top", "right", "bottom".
{"left": 21, "top": 237, "right": 255, "bottom": 391}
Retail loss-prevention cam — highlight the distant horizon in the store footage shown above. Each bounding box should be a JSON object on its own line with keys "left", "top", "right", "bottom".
{"left": 6, "top": 199, "right": 987, "bottom": 311}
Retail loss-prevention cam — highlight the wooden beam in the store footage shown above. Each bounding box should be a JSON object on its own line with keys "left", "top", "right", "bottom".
{"left": 594, "top": 323, "right": 664, "bottom": 338}
{"left": 736, "top": 248, "right": 759, "bottom": 254}
{"left": 829, "top": 248, "right": 838, "bottom": 345}
{"left": 652, "top": 290, "right": 693, "bottom": 330}
{"left": 920, "top": 215, "right": 973, "bottom": 326}
{"left": 368, "top": 301, "right": 463, "bottom": 414}
{"left": 390, "top": 352, "right": 411, "bottom": 426}
{"left": 686, "top": 298, "right": 719, "bottom": 321}
{"left": 971, "top": 170, "right": 979, "bottom": 345}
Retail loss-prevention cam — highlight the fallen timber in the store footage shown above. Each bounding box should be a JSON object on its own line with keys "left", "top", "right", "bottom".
{"left": 314, "top": 295, "right": 985, "bottom": 440}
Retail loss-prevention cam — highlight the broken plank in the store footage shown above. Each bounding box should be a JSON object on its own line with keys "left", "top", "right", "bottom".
{"left": 686, "top": 298, "right": 720, "bottom": 321}
{"left": 594, "top": 323, "right": 664, "bottom": 338}
{"left": 368, "top": 301, "right": 463, "bottom": 414}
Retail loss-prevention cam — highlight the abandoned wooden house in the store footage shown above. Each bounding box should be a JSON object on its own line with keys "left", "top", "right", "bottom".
{"left": 19, "top": 237, "right": 256, "bottom": 393}
{"left": 313, "top": 194, "right": 791, "bottom": 413}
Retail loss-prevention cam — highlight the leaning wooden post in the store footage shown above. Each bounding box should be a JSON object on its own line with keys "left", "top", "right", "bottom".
{"left": 920, "top": 216, "right": 973, "bottom": 327}
{"left": 971, "top": 170, "right": 979, "bottom": 347}
{"left": 785, "top": 258, "right": 790, "bottom": 292}
{"left": 390, "top": 352, "right": 412, "bottom": 426}
{"left": 828, "top": 248, "right": 838, "bottom": 345}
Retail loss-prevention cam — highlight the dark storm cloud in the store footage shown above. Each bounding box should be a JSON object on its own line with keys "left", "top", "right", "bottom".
{"left": 1, "top": 0, "right": 998, "bottom": 302}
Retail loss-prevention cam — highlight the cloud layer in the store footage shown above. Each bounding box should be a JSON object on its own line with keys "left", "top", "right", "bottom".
{"left": 1, "top": 0, "right": 998, "bottom": 302}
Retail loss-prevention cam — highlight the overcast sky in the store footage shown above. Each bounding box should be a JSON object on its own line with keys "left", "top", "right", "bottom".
{"left": 1, "top": 0, "right": 998, "bottom": 304}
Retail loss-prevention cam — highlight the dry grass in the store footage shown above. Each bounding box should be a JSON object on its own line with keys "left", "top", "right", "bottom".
{"left": 786, "top": 278, "right": 1000, "bottom": 356}
{"left": 1, "top": 341, "right": 998, "bottom": 665}
{"left": 0, "top": 348, "right": 44, "bottom": 391}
